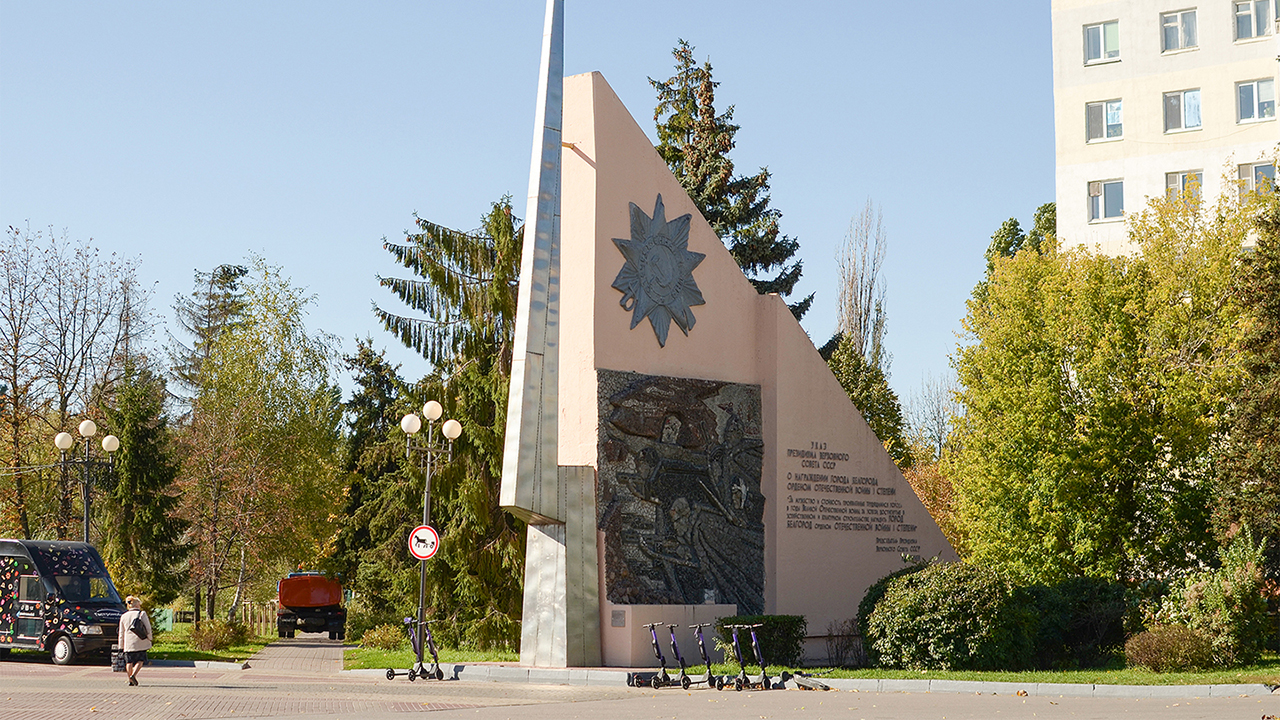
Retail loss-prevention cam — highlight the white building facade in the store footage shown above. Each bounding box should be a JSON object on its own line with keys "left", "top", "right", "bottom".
{"left": 1053, "top": 0, "right": 1278, "bottom": 254}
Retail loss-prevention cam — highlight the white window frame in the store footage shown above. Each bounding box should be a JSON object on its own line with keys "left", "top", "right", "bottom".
{"left": 1088, "top": 179, "right": 1124, "bottom": 222}
{"left": 1086, "top": 99, "right": 1124, "bottom": 142}
{"left": 1084, "top": 20, "right": 1121, "bottom": 64}
{"left": 1235, "top": 0, "right": 1274, "bottom": 40}
{"left": 1163, "top": 89, "right": 1201, "bottom": 132}
{"left": 1161, "top": 9, "right": 1198, "bottom": 52}
{"left": 1237, "top": 78, "right": 1276, "bottom": 123}
{"left": 1239, "top": 162, "right": 1276, "bottom": 194}
{"left": 1166, "top": 170, "right": 1203, "bottom": 199}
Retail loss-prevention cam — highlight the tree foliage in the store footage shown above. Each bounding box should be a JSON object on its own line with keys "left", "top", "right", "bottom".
{"left": 651, "top": 40, "right": 811, "bottom": 319}
{"left": 1214, "top": 196, "right": 1280, "bottom": 580}
{"left": 358, "top": 199, "right": 526, "bottom": 649}
{"left": 168, "top": 264, "right": 248, "bottom": 399}
{"left": 177, "top": 257, "right": 342, "bottom": 620}
{"left": 0, "top": 225, "right": 145, "bottom": 539}
{"left": 99, "top": 359, "right": 189, "bottom": 605}
{"left": 828, "top": 333, "right": 912, "bottom": 469}
{"left": 950, "top": 190, "right": 1253, "bottom": 583}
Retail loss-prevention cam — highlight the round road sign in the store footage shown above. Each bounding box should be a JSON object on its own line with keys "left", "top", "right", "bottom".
{"left": 408, "top": 525, "right": 440, "bottom": 560}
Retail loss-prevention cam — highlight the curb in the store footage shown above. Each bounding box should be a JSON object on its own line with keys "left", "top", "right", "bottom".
{"left": 341, "top": 665, "right": 1277, "bottom": 698}
{"left": 820, "top": 677, "right": 1275, "bottom": 698}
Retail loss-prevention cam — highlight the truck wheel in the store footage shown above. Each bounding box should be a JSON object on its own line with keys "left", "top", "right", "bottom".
{"left": 50, "top": 635, "right": 76, "bottom": 666}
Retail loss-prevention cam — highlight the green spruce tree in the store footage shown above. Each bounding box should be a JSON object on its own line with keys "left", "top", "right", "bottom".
{"left": 1214, "top": 198, "right": 1280, "bottom": 581}
{"left": 651, "top": 40, "right": 812, "bottom": 318}
{"left": 368, "top": 198, "right": 526, "bottom": 649}
{"left": 100, "top": 360, "right": 190, "bottom": 604}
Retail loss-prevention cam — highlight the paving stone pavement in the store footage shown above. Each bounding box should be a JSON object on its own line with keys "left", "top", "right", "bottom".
{"left": 2, "top": 639, "right": 1278, "bottom": 720}
{"left": 244, "top": 636, "right": 346, "bottom": 675}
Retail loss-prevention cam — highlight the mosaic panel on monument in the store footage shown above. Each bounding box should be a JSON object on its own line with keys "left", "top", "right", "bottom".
{"left": 596, "top": 369, "right": 764, "bottom": 615}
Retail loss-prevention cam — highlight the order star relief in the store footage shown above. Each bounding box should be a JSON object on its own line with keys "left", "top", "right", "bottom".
{"left": 611, "top": 194, "right": 706, "bottom": 347}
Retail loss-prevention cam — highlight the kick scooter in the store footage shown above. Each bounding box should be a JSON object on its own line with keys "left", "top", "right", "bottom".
{"left": 385, "top": 617, "right": 445, "bottom": 681}
{"left": 643, "top": 622, "right": 673, "bottom": 689}
{"left": 679, "top": 622, "right": 717, "bottom": 689}
{"left": 717, "top": 623, "right": 771, "bottom": 690}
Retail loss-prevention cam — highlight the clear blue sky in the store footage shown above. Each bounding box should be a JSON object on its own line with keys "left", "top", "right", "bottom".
{"left": 0, "top": 1, "right": 1055, "bottom": 408}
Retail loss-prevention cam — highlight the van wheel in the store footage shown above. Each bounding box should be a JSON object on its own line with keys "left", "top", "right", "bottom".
{"left": 51, "top": 635, "right": 75, "bottom": 665}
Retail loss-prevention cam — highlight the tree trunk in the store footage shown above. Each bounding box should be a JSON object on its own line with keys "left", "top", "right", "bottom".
{"left": 226, "top": 544, "right": 247, "bottom": 624}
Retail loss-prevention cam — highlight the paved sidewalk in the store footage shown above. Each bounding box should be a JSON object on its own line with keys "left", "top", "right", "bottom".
{"left": 245, "top": 636, "right": 346, "bottom": 674}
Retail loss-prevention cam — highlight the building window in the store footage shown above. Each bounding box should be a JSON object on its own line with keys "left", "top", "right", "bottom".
{"left": 1086, "top": 100, "right": 1123, "bottom": 141}
{"left": 1239, "top": 162, "right": 1276, "bottom": 193}
{"left": 1163, "top": 89, "right": 1201, "bottom": 132}
{"left": 1235, "top": 0, "right": 1273, "bottom": 39}
{"left": 1089, "top": 180, "right": 1124, "bottom": 221}
{"left": 1238, "top": 79, "right": 1276, "bottom": 122}
{"left": 1084, "top": 21, "right": 1120, "bottom": 63}
{"left": 1162, "top": 9, "right": 1198, "bottom": 51}
{"left": 1166, "top": 170, "right": 1203, "bottom": 199}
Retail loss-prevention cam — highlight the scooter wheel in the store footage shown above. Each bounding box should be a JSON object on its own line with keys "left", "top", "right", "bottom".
{"left": 385, "top": 668, "right": 396, "bottom": 681}
{"left": 651, "top": 675, "right": 662, "bottom": 689}
{"left": 681, "top": 676, "right": 691, "bottom": 690}
{"left": 407, "top": 669, "right": 417, "bottom": 682}
{"left": 434, "top": 667, "right": 444, "bottom": 681}
{"left": 762, "top": 676, "right": 772, "bottom": 690}
{"left": 734, "top": 677, "right": 743, "bottom": 692}
{"left": 714, "top": 677, "right": 724, "bottom": 691}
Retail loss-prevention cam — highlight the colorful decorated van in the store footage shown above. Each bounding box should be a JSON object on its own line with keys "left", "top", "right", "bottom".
{"left": 0, "top": 540, "right": 125, "bottom": 664}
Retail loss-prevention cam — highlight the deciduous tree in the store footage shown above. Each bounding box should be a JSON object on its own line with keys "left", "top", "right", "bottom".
{"left": 950, "top": 190, "right": 1251, "bottom": 582}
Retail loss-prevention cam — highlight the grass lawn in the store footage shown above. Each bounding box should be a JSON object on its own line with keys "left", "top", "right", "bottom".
{"left": 1, "top": 623, "right": 276, "bottom": 666}
{"left": 147, "top": 622, "right": 276, "bottom": 664}
{"left": 348, "top": 647, "right": 1280, "bottom": 686}
{"left": 344, "top": 646, "right": 519, "bottom": 670}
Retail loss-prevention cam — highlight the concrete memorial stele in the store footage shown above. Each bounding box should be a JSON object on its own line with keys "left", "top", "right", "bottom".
{"left": 500, "top": 0, "right": 956, "bottom": 668}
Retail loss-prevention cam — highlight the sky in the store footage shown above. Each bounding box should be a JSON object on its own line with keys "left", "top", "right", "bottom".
{"left": 0, "top": 1, "right": 1056, "bottom": 411}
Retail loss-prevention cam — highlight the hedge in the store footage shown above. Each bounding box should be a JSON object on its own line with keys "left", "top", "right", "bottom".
{"left": 714, "top": 615, "right": 807, "bottom": 667}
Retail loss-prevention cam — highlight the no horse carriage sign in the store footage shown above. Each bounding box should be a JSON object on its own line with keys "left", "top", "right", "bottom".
{"left": 408, "top": 525, "right": 440, "bottom": 560}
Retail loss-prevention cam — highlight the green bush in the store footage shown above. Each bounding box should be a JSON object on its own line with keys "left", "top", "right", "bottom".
{"left": 1027, "top": 577, "right": 1126, "bottom": 669}
{"left": 189, "top": 620, "right": 250, "bottom": 651}
{"left": 856, "top": 560, "right": 930, "bottom": 665}
{"left": 360, "top": 623, "right": 409, "bottom": 651}
{"left": 1124, "top": 625, "right": 1214, "bottom": 672}
{"left": 343, "top": 595, "right": 403, "bottom": 644}
{"left": 866, "top": 562, "right": 1036, "bottom": 670}
{"left": 1158, "top": 526, "right": 1270, "bottom": 666}
{"left": 714, "top": 615, "right": 807, "bottom": 667}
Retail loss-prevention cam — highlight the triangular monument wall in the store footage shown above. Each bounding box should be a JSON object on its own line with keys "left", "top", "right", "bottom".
{"left": 550, "top": 71, "right": 956, "bottom": 667}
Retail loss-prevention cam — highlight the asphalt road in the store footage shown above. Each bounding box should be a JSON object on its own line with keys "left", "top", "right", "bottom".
{"left": 1, "top": 640, "right": 1277, "bottom": 720}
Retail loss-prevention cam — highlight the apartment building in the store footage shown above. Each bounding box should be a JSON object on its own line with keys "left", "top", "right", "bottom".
{"left": 1052, "top": 0, "right": 1278, "bottom": 253}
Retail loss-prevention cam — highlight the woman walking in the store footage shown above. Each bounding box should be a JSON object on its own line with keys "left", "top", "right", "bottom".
{"left": 117, "top": 596, "right": 152, "bottom": 686}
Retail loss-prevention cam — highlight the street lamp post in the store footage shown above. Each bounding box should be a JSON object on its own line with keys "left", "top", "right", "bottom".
{"left": 54, "top": 419, "right": 120, "bottom": 544}
{"left": 400, "top": 400, "right": 462, "bottom": 678}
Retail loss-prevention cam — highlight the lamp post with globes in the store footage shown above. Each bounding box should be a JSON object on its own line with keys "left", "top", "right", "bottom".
{"left": 400, "top": 400, "right": 462, "bottom": 679}
{"left": 54, "top": 420, "right": 120, "bottom": 544}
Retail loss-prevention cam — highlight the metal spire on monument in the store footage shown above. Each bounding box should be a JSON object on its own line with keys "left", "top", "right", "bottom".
{"left": 500, "top": 0, "right": 600, "bottom": 668}
{"left": 501, "top": 0, "right": 563, "bottom": 525}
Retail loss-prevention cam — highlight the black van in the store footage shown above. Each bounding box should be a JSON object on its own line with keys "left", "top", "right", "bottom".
{"left": 0, "top": 540, "right": 125, "bottom": 664}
